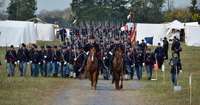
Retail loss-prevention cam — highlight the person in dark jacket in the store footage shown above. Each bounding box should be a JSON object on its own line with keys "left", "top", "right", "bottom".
{"left": 140, "top": 39, "right": 147, "bottom": 53}
{"left": 126, "top": 50, "right": 134, "bottom": 79}
{"left": 103, "top": 50, "right": 111, "bottom": 79}
{"left": 163, "top": 37, "right": 169, "bottom": 59}
{"left": 52, "top": 45, "right": 60, "bottom": 77}
{"left": 39, "top": 46, "right": 46, "bottom": 76}
{"left": 134, "top": 48, "right": 144, "bottom": 80}
{"left": 31, "top": 46, "right": 41, "bottom": 77}
{"left": 29, "top": 44, "right": 35, "bottom": 76}
{"left": 5, "top": 45, "right": 17, "bottom": 77}
{"left": 44, "top": 46, "right": 52, "bottom": 77}
{"left": 175, "top": 38, "right": 180, "bottom": 58}
{"left": 59, "top": 46, "right": 69, "bottom": 78}
{"left": 154, "top": 43, "right": 165, "bottom": 69}
{"left": 169, "top": 52, "right": 182, "bottom": 86}
{"left": 17, "top": 43, "right": 29, "bottom": 77}
{"left": 145, "top": 48, "right": 156, "bottom": 80}
{"left": 60, "top": 26, "right": 67, "bottom": 42}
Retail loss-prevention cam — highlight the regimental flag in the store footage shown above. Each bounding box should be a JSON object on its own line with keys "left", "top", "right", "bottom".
{"left": 55, "top": 21, "right": 58, "bottom": 25}
{"left": 129, "top": 22, "right": 136, "bottom": 45}
{"left": 127, "top": 12, "right": 131, "bottom": 20}
{"left": 124, "top": 25, "right": 128, "bottom": 31}
{"left": 73, "top": 18, "right": 77, "bottom": 24}
{"left": 144, "top": 36, "right": 153, "bottom": 45}
{"left": 69, "top": 14, "right": 72, "bottom": 20}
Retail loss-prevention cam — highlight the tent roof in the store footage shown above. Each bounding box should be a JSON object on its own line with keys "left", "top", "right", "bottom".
{"left": 165, "top": 20, "right": 184, "bottom": 29}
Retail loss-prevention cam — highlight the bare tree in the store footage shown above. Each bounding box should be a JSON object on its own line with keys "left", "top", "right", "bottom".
{"left": 165, "top": 0, "right": 174, "bottom": 13}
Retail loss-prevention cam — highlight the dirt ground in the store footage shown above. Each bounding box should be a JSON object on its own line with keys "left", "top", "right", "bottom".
{"left": 51, "top": 76, "right": 145, "bottom": 105}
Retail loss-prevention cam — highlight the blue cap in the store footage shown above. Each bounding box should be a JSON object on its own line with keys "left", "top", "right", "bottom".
{"left": 54, "top": 45, "right": 57, "bottom": 48}
{"left": 34, "top": 45, "right": 38, "bottom": 48}
{"left": 63, "top": 42, "right": 66, "bottom": 45}
{"left": 90, "top": 35, "right": 95, "bottom": 39}
{"left": 67, "top": 44, "right": 71, "bottom": 47}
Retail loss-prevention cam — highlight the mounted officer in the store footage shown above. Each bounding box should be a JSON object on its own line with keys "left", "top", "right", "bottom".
{"left": 78, "top": 35, "right": 108, "bottom": 74}
{"left": 109, "top": 37, "right": 130, "bottom": 74}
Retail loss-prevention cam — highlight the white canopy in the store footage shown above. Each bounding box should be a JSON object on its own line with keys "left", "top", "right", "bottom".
{"left": 0, "top": 27, "right": 26, "bottom": 47}
{"left": 165, "top": 20, "right": 184, "bottom": 29}
{"left": 35, "top": 24, "right": 54, "bottom": 41}
{"left": 185, "top": 26, "right": 200, "bottom": 47}
{"left": 136, "top": 23, "right": 166, "bottom": 46}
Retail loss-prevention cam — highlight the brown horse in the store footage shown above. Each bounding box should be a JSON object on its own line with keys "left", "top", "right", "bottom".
{"left": 80, "top": 46, "right": 99, "bottom": 89}
{"left": 112, "top": 48, "right": 123, "bottom": 90}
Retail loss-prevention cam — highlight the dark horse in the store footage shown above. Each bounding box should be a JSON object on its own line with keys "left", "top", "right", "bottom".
{"left": 112, "top": 48, "right": 123, "bottom": 90}
{"left": 80, "top": 46, "right": 99, "bottom": 89}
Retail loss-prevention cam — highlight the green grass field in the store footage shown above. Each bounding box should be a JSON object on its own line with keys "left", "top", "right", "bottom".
{"left": 0, "top": 41, "right": 199, "bottom": 105}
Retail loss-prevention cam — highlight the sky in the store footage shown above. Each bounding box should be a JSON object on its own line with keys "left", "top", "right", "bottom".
{"left": 2, "top": 0, "right": 191, "bottom": 14}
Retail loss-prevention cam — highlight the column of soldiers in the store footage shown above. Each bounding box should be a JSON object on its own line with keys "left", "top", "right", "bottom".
{"left": 5, "top": 25, "right": 181, "bottom": 86}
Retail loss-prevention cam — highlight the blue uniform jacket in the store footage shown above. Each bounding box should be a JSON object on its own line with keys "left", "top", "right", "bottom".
{"left": 126, "top": 55, "right": 134, "bottom": 65}
{"left": 52, "top": 50, "right": 60, "bottom": 63}
{"left": 145, "top": 53, "right": 155, "bottom": 65}
{"left": 154, "top": 47, "right": 165, "bottom": 56}
{"left": 17, "top": 48, "right": 29, "bottom": 62}
{"left": 5, "top": 50, "right": 17, "bottom": 63}
{"left": 134, "top": 52, "right": 144, "bottom": 68}
{"left": 109, "top": 44, "right": 125, "bottom": 54}
{"left": 45, "top": 50, "right": 52, "bottom": 63}
{"left": 32, "top": 51, "right": 41, "bottom": 64}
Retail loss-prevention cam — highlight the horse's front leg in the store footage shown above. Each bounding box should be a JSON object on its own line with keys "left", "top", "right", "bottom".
{"left": 93, "top": 69, "right": 97, "bottom": 90}
{"left": 120, "top": 69, "right": 123, "bottom": 89}
{"left": 88, "top": 70, "right": 93, "bottom": 89}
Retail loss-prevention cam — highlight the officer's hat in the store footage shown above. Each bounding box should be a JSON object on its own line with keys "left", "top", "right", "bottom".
{"left": 10, "top": 45, "right": 14, "bottom": 48}
{"left": 164, "top": 37, "right": 167, "bottom": 39}
{"left": 100, "top": 40, "right": 103, "bottom": 43}
{"left": 63, "top": 42, "right": 66, "bottom": 45}
{"left": 174, "top": 36, "right": 176, "bottom": 38}
{"left": 67, "top": 44, "right": 71, "bottom": 47}
{"left": 34, "top": 45, "right": 38, "bottom": 48}
{"left": 22, "top": 43, "right": 26, "bottom": 47}
{"left": 158, "top": 43, "right": 161, "bottom": 45}
{"left": 142, "top": 39, "right": 144, "bottom": 41}
{"left": 54, "top": 45, "right": 57, "bottom": 49}
{"left": 90, "top": 35, "right": 95, "bottom": 39}
{"left": 172, "top": 52, "right": 177, "bottom": 54}
{"left": 32, "top": 44, "right": 35, "bottom": 46}
{"left": 136, "top": 48, "right": 140, "bottom": 51}
{"left": 115, "top": 37, "right": 119, "bottom": 40}
{"left": 66, "top": 38, "right": 69, "bottom": 40}
{"left": 40, "top": 46, "right": 44, "bottom": 49}
{"left": 61, "top": 46, "right": 65, "bottom": 49}
{"left": 111, "top": 41, "right": 114, "bottom": 44}
{"left": 46, "top": 45, "right": 51, "bottom": 48}
{"left": 147, "top": 48, "right": 151, "bottom": 51}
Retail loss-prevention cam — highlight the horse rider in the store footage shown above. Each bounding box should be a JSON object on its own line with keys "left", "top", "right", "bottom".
{"left": 109, "top": 37, "right": 130, "bottom": 74}
{"left": 78, "top": 35, "right": 108, "bottom": 74}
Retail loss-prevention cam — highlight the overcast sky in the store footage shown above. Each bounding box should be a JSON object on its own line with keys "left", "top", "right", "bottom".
{"left": 2, "top": 0, "right": 191, "bottom": 14}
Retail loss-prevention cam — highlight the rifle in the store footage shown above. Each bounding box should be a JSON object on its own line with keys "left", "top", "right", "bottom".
{"left": 6, "top": 43, "right": 7, "bottom": 68}
{"left": 18, "top": 44, "right": 21, "bottom": 70}
{"left": 42, "top": 36, "right": 46, "bottom": 68}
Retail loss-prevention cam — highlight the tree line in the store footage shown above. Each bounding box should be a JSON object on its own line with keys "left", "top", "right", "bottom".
{"left": 0, "top": 0, "right": 199, "bottom": 27}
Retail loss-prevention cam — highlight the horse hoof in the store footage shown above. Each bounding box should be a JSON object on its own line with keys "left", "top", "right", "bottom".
{"left": 120, "top": 86, "right": 123, "bottom": 89}
{"left": 93, "top": 87, "right": 96, "bottom": 90}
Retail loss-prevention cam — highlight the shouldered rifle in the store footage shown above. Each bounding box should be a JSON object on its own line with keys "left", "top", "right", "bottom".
{"left": 5, "top": 43, "right": 7, "bottom": 68}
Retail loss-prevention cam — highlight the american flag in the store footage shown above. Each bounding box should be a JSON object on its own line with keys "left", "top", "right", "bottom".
{"left": 129, "top": 22, "right": 136, "bottom": 45}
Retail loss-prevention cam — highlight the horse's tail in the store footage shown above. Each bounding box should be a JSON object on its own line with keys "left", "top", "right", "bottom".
{"left": 79, "top": 69, "right": 88, "bottom": 80}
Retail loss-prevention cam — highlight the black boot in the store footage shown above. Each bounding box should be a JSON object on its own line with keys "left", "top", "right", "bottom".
{"left": 8, "top": 74, "right": 10, "bottom": 77}
{"left": 109, "top": 62, "right": 113, "bottom": 74}
{"left": 99, "top": 60, "right": 108, "bottom": 74}
{"left": 78, "top": 59, "right": 87, "bottom": 73}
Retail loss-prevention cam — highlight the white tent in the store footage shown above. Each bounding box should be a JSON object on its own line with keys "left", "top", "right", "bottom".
{"left": 136, "top": 23, "right": 166, "bottom": 46}
{"left": 35, "top": 24, "right": 54, "bottom": 41}
{"left": 6, "top": 20, "right": 38, "bottom": 44}
{"left": 165, "top": 20, "right": 184, "bottom": 29}
{"left": 185, "top": 26, "right": 200, "bottom": 47}
{"left": 0, "top": 27, "right": 26, "bottom": 47}
{"left": 0, "top": 21, "right": 31, "bottom": 44}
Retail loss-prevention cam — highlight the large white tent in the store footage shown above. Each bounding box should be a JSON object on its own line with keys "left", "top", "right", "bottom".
{"left": 0, "top": 21, "right": 31, "bottom": 45}
{"left": 185, "top": 26, "right": 200, "bottom": 47}
{"left": 0, "top": 27, "right": 26, "bottom": 47}
{"left": 35, "top": 24, "right": 54, "bottom": 41}
{"left": 6, "top": 20, "right": 38, "bottom": 44}
{"left": 136, "top": 23, "right": 166, "bottom": 46}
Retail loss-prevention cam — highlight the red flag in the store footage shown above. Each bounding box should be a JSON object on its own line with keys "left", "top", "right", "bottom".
{"left": 73, "top": 18, "right": 77, "bottom": 24}
{"left": 127, "top": 13, "right": 131, "bottom": 19}
{"left": 78, "top": 33, "right": 80, "bottom": 38}
{"left": 124, "top": 25, "right": 128, "bottom": 31}
{"left": 129, "top": 23, "right": 136, "bottom": 45}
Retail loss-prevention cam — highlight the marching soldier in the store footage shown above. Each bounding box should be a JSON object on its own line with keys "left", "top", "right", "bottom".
{"left": 140, "top": 39, "right": 147, "bottom": 53}
{"left": 126, "top": 50, "right": 134, "bottom": 79}
{"left": 109, "top": 37, "right": 130, "bottom": 74}
{"left": 163, "top": 37, "right": 169, "bottom": 59}
{"left": 5, "top": 45, "right": 17, "bottom": 77}
{"left": 31, "top": 46, "right": 41, "bottom": 77}
{"left": 52, "top": 45, "right": 60, "bottom": 77}
{"left": 169, "top": 52, "right": 182, "bottom": 86}
{"left": 74, "top": 26, "right": 80, "bottom": 40}
{"left": 39, "top": 46, "right": 46, "bottom": 76}
{"left": 44, "top": 46, "right": 52, "bottom": 77}
{"left": 59, "top": 46, "right": 69, "bottom": 78}
{"left": 60, "top": 26, "right": 67, "bottom": 42}
{"left": 171, "top": 39, "right": 176, "bottom": 55}
{"left": 154, "top": 43, "right": 165, "bottom": 69}
{"left": 145, "top": 48, "right": 156, "bottom": 80}
{"left": 17, "top": 43, "right": 29, "bottom": 77}
{"left": 103, "top": 50, "right": 111, "bottom": 79}
{"left": 134, "top": 48, "right": 144, "bottom": 80}
{"left": 29, "top": 44, "right": 35, "bottom": 76}
{"left": 73, "top": 47, "right": 85, "bottom": 78}
{"left": 175, "top": 38, "right": 180, "bottom": 58}
{"left": 78, "top": 35, "right": 108, "bottom": 74}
